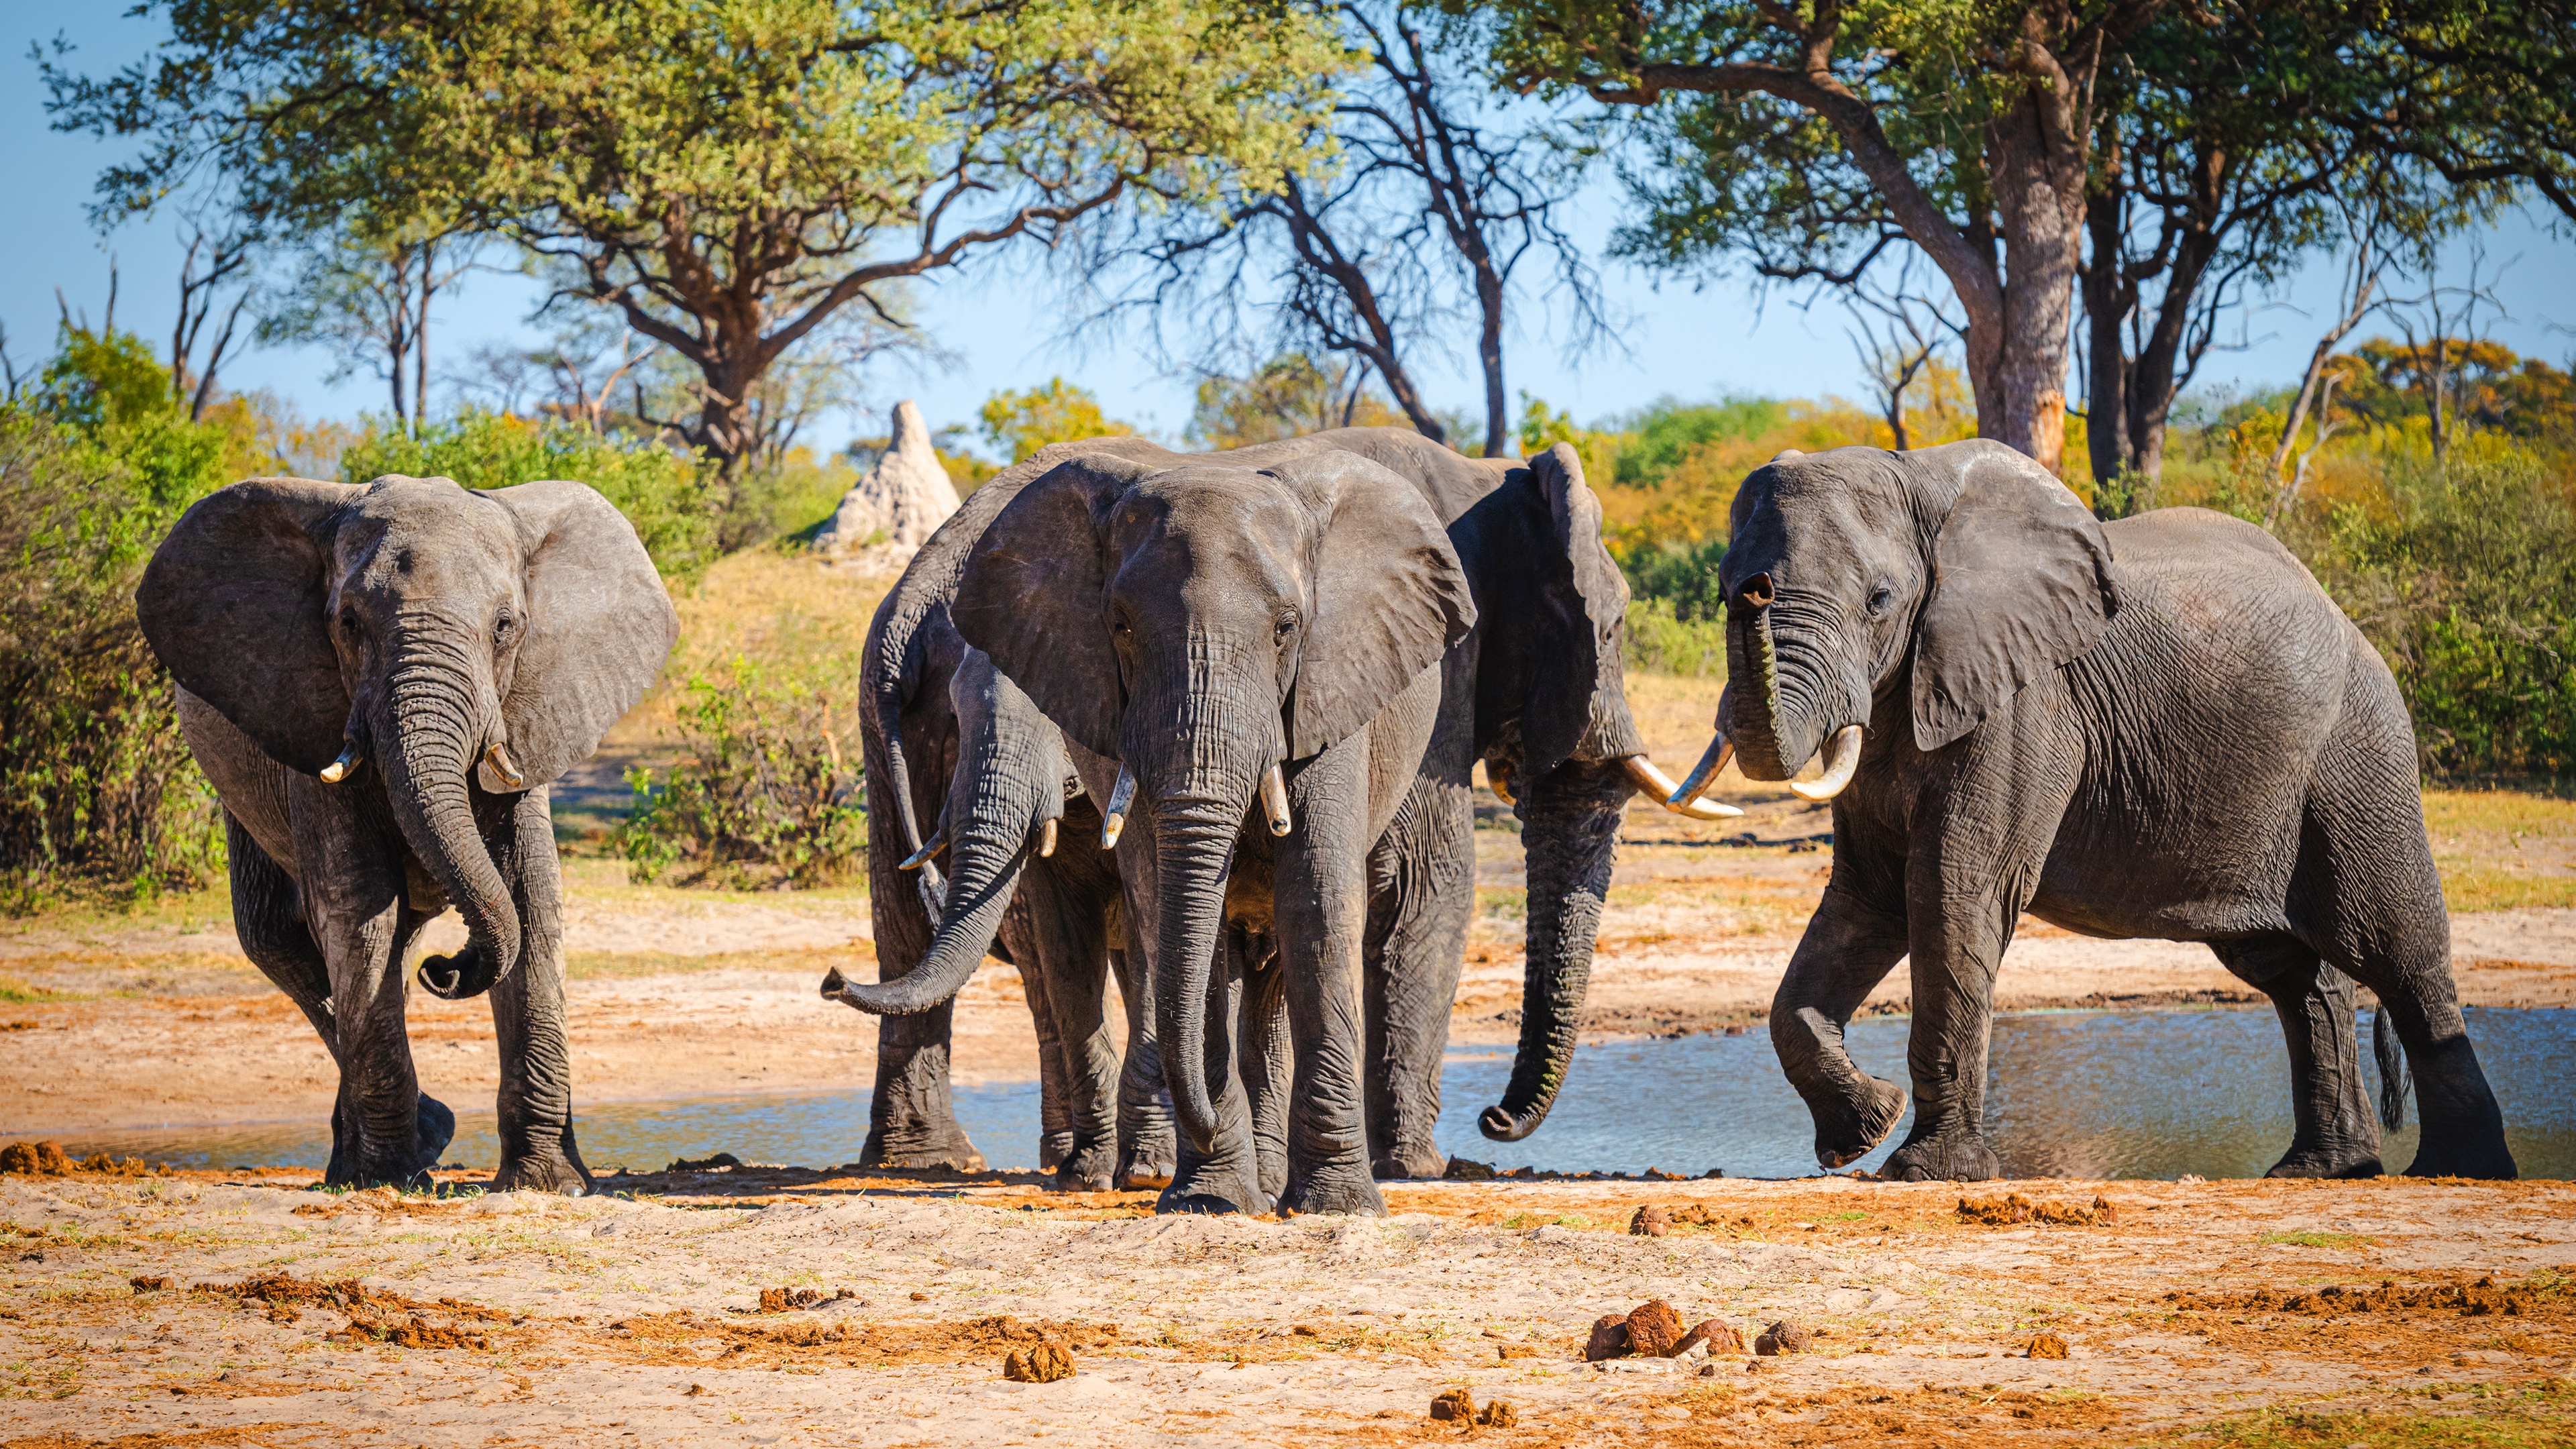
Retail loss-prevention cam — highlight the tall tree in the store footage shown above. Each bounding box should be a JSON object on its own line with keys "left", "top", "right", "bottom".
{"left": 46, "top": 0, "right": 1345, "bottom": 474}
{"left": 169, "top": 217, "right": 254, "bottom": 422}
{"left": 1112, "top": 2, "right": 1603, "bottom": 457}
{"left": 260, "top": 227, "right": 476, "bottom": 427}
{"left": 1482, "top": 0, "right": 2172, "bottom": 469}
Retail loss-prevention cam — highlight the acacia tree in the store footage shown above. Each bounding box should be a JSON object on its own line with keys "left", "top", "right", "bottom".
{"left": 46, "top": 0, "right": 1345, "bottom": 475}
{"left": 1484, "top": 0, "right": 2174, "bottom": 469}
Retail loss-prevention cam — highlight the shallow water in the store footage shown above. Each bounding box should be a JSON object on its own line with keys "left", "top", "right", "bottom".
{"left": 54, "top": 1006, "right": 2575, "bottom": 1181}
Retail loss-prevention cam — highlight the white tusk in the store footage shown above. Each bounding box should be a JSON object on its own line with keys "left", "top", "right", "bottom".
{"left": 1258, "top": 763, "right": 1293, "bottom": 837}
{"left": 1668, "top": 734, "right": 1735, "bottom": 811}
{"left": 1789, "top": 724, "right": 1865, "bottom": 802}
{"left": 319, "top": 742, "right": 362, "bottom": 784}
{"left": 1622, "top": 754, "right": 1743, "bottom": 820}
{"left": 1036, "top": 818, "right": 1057, "bottom": 858}
{"left": 1485, "top": 758, "right": 1515, "bottom": 806}
{"left": 1099, "top": 766, "right": 1135, "bottom": 850}
{"left": 484, "top": 741, "right": 527, "bottom": 790}
{"left": 898, "top": 828, "right": 946, "bottom": 871}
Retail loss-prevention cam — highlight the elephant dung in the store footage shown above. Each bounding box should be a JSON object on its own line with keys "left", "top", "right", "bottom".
{"left": 1629, "top": 1204, "right": 1670, "bottom": 1237}
{"left": 1754, "top": 1320, "right": 1813, "bottom": 1356}
{"left": 0, "top": 1140, "right": 71, "bottom": 1175}
{"left": 1478, "top": 1398, "right": 1518, "bottom": 1427}
{"left": 1429, "top": 1387, "right": 1474, "bottom": 1421}
{"left": 1003, "top": 1342, "right": 1075, "bottom": 1383}
{"left": 1674, "top": 1319, "right": 1745, "bottom": 1358}
{"left": 1623, "top": 1299, "right": 1688, "bottom": 1357}
{"left": 2027, "top": 1332, "right": 2071, "bottom": 1360}
{"left": 1585, "top": 1314, "right": 1632, "bottom": 1362}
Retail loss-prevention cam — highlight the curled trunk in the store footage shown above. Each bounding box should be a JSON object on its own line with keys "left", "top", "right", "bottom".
{"left": 842, "top": 771, "right": 1052, "bottom": 1016}
{"left": 1152, "top": 807, "right": 1243, "bottom": 1153}
{"left": 381, "top": 676, "right": 521, "bottom": 1000}
{"left": 1479, "top": 759, "right": 1626, "bottom": 1141}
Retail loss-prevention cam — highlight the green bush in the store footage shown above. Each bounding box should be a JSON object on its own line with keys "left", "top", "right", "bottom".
{"left": 614, "top": 659, "right": 865, "bottom": 888}
{"left": 2307, "top": 445, "right": 2576, "bottom": 779}
{"left": 0, "top": 332, "right": 235, "bottom": 907}
{"left": 341, "top": 411, "right": 718, "bottom": 584}
{"left": 1623, "top": 598, "right": 1728, "bottom": 679}
{"left": 1623, "top": 535, "right": 1731, "bottom": 623}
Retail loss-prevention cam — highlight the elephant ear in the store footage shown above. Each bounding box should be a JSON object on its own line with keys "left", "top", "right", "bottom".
{"left": 484, "top": 480, "right": 680, "bottom": 789}
{"left": 1911, "top": 442, "right": 2120, "bottom": 752}
{"left": 1520, "top": 443, "right": 1645, "bottom": 777}
{"left": 136, "top": 477, "right": 360, "bottom": 775}
{"left": 1283, "top": 452, "right": 1479, "bottom": 761}
{"left": 952, "top": 456, "right": 1146, "bottom": 760}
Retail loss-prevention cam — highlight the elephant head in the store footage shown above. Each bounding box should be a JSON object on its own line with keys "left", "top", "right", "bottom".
{"left": 953, "top": 452, "right": 1475, "bottom": 1152}
{"left": 140, "top": 474, "right": 676, "bottom": 998}
{"left": 1667, "top": 441, "right": 2118, "bottom": 810}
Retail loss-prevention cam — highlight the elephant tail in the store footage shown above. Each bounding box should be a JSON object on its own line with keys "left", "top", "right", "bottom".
{"left": 2372, "top": 1004, "right": 2409, "bottom": 1131}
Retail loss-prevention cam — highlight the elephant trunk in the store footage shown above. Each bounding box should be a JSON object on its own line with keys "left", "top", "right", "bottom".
{"left": 841, "top": 737, "right": 1057, "bottom": 1016}
{"left": 1722, "top": 600, "right": 1797, "bottom": 780}
{"left": 1152, "top": 801, "right": 1246, "bottom": 1155}
{"left": 1479, "top": 759, "right": 1625, "bottom": 1141}
{"left": 380, "top": 668, "right": 521, "bottom": 1001}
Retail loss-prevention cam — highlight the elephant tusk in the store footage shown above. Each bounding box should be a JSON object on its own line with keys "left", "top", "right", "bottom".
{"left": 1789, "top": 725, "right": 1866, "bottom": 802}
{"left": 1258, "top": 763, "right": 1293, "bottom": 837}
{"left": 319, "top": 741, "right": 363, "bottom": 784}
{"left": 898, "top": 828, "right": 946, "bottom": 871}
{"left": 484, "top": 741, "right": 527, "bottom": 790}
{"left": 1667, "top": 735, "right": 1737, "bottom": 812}
{"left": 1036, "top": 817, "right": 1057, "bottom": 859}
{"left": 1623, "top": 753, "right": 1743, "bottom": 820}
{"left": 1485, "top": 757, "right": 1515, "bottom": 806}
{"left": 1099, "top": 766, "right": 1136, "bottom": 850}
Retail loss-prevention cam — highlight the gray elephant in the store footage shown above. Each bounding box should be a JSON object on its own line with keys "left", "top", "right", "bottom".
{"left": 1664, "top": 440, "right": 2514, "bottom": 1181}
{"left": 843, "top": 430, "right": 1720, "bottom": 1201}
{"left": 953, "top": 447, "right": 1475, "bottom": 1215}
{"left": 138, "top": 474, "right": 676, "bottom": 1191}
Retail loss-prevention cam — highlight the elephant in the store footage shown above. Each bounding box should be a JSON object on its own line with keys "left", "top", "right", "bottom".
{"left": 832, "top": 438, "right": 1191, "bottom": 1187}
{"left": 137, "top": 474, "right": 676, "bottom": 1191}
{"left": 1663, "top": 439, "right": 2514, "bottom": 1182}
{"left": 949, "top": 445, "right": 1477, "bottom": 1215}
{"left": 839, "top": 429, "right": 1721, "bottom": 1202}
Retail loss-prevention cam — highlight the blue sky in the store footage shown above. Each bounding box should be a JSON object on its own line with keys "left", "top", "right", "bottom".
{"left": 6, "top": 3, "right": 2571, "bottom": 458}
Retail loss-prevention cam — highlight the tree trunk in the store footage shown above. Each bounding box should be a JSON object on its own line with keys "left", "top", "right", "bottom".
{"left": 1980, "top": 91, "right": 2089, "bottom": 474}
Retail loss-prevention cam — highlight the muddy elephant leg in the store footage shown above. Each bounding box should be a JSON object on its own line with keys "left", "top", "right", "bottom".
{"left": 1275, "top": 742, "right": 1387, "bottom": 1218}
{"left": 1770, "top": 885, "right": 1913, "bottom": 1171}
{"left": 290, "top": 784, "right": 436, "bottom": 1189}
{"left": 1158, "top": 936, "right": 1266, "bottom": 1215}
{"left": 1880, "top": 855, "right": 2023, "bottom": 1184}
{"left": 1362, "top": 770, "right": 1472, "bottom": 1181}
{"left": 489, "top": 788, "right": 588, "bottom": 1194}
{"left": 2212, "top": 938, "right": 2382, "bottom": 1179}
{"left": 1020, "top": 851, "right": 1120, "bottom": 1192}
{"left": 1004, "top": 894, "right": 1076, "bottom": 1175}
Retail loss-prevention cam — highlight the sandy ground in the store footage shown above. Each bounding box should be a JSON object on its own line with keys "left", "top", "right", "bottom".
{"left": 2, "top": 786, "right": 2573, "bottom": 1138}
{"left": 0, "top": 1167, "right": 2569, "bottom": 1446}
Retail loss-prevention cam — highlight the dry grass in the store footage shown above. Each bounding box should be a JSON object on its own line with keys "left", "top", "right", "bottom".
{"left": 2423, "top": 789, "right": 2576, "bottom": 910}
{"left": 607, "top": 545, "right": 892, "bottom": 749}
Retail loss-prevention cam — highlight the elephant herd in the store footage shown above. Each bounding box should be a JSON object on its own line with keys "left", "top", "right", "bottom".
{"left": 137, "top": 431, "right": 2518, "bottom": 1205}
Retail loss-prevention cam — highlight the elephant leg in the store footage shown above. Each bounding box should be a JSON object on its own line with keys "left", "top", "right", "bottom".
{"left": 1022, "top": 857, "right": 1120, "bottom": 1193}
{"left": 290, "top": 784, "right": 435, "bottom": 1189}
{"left": 223, "top": 810, "right": 360, "bottom": 1177}
{"left": 1238, "top": 936, "right": 1290, "bottom": 1203}
{"left": 1361, "top": 770, "right": 1472, "bottom": 1181}
{"left": 1110, "top": 943, "right": 1174, "bottom": 1189}
{"left": 1003, "top": 894, "right": 1077, "bottom": 1175}
{"left": 1770, "top": 885, "right": 1913, "bottom": 1171}
{"left": 490, "top": 788, "right": 588, "bottom": 1195}
{"left": 1274, "top": 741, "right": 1387, "bottom": 1218}
{"left": 1157, "top": 937, "right": 1267, "bottom": 1215}
{"left": 2211, "top": 938, "right": 2382, "bottom": 1179}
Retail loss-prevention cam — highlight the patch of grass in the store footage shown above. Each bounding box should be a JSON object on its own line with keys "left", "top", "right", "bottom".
{"left": 2422, "top": 788, "right": 2576, "bottom": 911}
{"left": 0, "top": 975, "right": 85, "bottom": 1005}
{"left": 2155, "top": 1383, "right": 2576, "bottom": 1447}
{"left": 2255, "top": 1229, "right": 2375, "bottom": 1252}
{"left": 561, "top": 945, "right": 876, "bottom": 982}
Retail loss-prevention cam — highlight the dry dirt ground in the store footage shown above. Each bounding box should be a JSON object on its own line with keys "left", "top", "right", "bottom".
{"left": 0, "top": 1167, "right": 2569, "bottom": 1446}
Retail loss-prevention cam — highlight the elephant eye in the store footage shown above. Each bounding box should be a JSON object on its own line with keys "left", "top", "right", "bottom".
{"left": 1866, "top": 585, "right": 1894, "bottom": 618}
{"left": 1273, "top": 614, "right": 1298, "bottom": 641}
{"left": 494, "top": 612, "right": 517, "bottom": 645}
{"left": 339, "top": 608, "right": 361, "bottom": 637}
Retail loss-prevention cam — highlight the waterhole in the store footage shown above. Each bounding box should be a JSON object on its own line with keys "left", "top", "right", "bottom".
{"left": 51, "top": 1006, "right": 2573, "bottom": 1181}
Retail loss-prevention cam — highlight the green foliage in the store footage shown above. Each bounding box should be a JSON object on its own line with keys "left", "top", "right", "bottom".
{"left": 0, "top": 332, "right": 237, "bottom": 906}
{"left": 1608, "top": 396, "right": 1787, "bottom": 491}
{"left": 2308, "top": 446, "right": 2576, "bottom": 779}
{"left": 1623, "top": 535, "right": 1732, "bottom": 623}
{"left": 1623, "top": 598, "right": 1727, "bottom": 678}
{"left": 1187, "top": 354, "right": 1407, "bottom": 448}
{"left": 978, "top": 378, "right": 1137, "bottom": 464}
{"left": 615, "top": 660, "right": 865, "bottom": 889}
{"left": 340, "top": 411, "right": 718, "bottom": 584}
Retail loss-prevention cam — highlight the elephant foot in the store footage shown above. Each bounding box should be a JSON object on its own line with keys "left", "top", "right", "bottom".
{"left": 2266, "top": 1144, "right": 2383, "bottom": 1180}
{"left": 1370, "top": 1146, "right": 1448, "bottom": 1181}
{"left": 2404, "top": 1134, "right": 2517, "bottom": 1181}
{"left": 1038, "top": 1131, "right": 1075, "bottom": 1174}
{"left": 1280, "top": 1166, "right": 1386, "bottom": 1218}
{"left": 1811, "top": 1075, "right": 1909, "bottom": 1170}
{"left": 492, "top": 1152, "right": 592, "bottom": 1196}
{"left": 1054, "top": 1140, "right": 1118, "bottom": 1194}
{"left": 414, "top": 1093, "right": 457, "bottom": 1164}
{"left": 325, "top": 1093, "right": 456, "bottom": 1190}
{"left": 1882, "top": 1132, "right": 2002, "bottom": 1183}
{"left": 1118, "top": 1137, "right": 1177, "bottom": 1191}
{"left": 862, "top": 1121, "right": 987, "bottom": 1173}
{"left": 1156, "top": 1164, "right": 1267, "bottom": 1216}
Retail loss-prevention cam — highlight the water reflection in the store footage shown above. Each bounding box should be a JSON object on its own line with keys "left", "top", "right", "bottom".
{"left": 50, "top": 1007, "right": 2573, "bottom": 1182}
